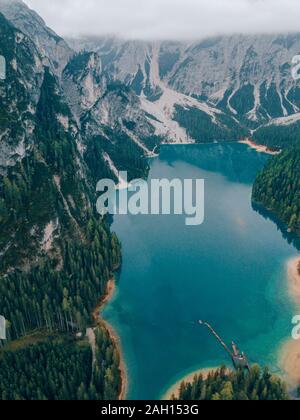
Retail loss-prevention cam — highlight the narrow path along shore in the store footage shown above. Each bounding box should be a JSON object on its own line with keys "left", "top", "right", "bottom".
{"left": 239, "top": 139, "right": 281, "bottom": 155}
{"left": 280, "top": 257, "right": 300, "bottom": 391}
{"left": 92, "top": 278, "right": 128, "bottom": 400}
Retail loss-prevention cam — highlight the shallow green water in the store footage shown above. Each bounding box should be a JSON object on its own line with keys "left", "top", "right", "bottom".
{"left": 102, "top": 143, "right": 299, "bottom": 400}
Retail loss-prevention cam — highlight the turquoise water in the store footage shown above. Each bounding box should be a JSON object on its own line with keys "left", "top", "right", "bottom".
{"left": 102, "top": 143, "right": 299, "bottom": 400}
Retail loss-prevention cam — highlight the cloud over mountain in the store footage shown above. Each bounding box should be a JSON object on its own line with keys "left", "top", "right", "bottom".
{"left": 24, "top": 0, "right": 300, "bottom": 40}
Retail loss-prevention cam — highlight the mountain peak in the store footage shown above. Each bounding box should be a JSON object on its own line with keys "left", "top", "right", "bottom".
{"left": 0, "top": 0, "right": 72, "bottom": 75}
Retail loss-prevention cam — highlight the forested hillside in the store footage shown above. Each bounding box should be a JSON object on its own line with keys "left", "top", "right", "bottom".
{"left": 171, "top": 366, "right": 289, "bottom": 401}
{"left": 0, "top": 67, "right": 122, "bottom": 398}
{"left": 62, "top": 51, "right": 163, "bottom": 176}
{"left": 173, "top": 105, "right": 246, "bottom": 142}
{"left": 0, "top": 0, "right": 299, "bottom": 402}
{"left": 0, "top": 11, "right": 122, "bottom": 400}
{"left": 0, "top": 327, "right": 120, "bottom": 400}
{"left": 253, "top": 121, "right": 300, "bottom": 149}
{"left": 252, "top": 146, "right": 300, "bottom": 235}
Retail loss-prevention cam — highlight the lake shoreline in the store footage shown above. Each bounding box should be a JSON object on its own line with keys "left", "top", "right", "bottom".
{"left": 162, "top": 367, "right": 220, "bottom": 400}
{"left": 287, "top": 257, "right": 300, "bottom": 305}
{"left": 164, "top": 257, "right": 300, "bottom": 399}
{"left": 93, "top": 278, "right": 128, "bottom": 401}
{"left": 280, "top": 257, "right": 300, "bottom": 391}
{"left": 239, "top": 139, "right": 281, "bottom": 155}
{"left": 104, "top": 143, "right": 295, "bottom": 399}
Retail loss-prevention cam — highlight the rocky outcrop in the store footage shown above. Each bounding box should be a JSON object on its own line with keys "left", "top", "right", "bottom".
{"left": 70, "top": 34, "right": 300, "bottom": 137}
{"left": 0, "top": 0, "right": 72, "bottom": 75}
{"left": 62, "top": 51, "right": 163, "bottom": 176}
{"left": 0, "top": 11, "right": 44, "bottom": 172}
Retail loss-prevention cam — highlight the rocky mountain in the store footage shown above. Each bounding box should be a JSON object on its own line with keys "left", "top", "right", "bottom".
{"left": 69, "top": 34, "right": 300, "bottom": 147}
{"left": 1, "top": 0, "right": 299, "bottom": 265}
{"left": 0, "top": 6, "right": 122, "bottom": 368}
{"left": 69, "top": 37, "right": 245, "bottom": 143}
{"left": 62, "top": 51, "right": 163, "bottom": 180}
{"left": 0, "top": 0, "right": 169, "bottom": 270}
{"left": 0, "top": 0, "right": 72, "bottom": 75}
{"left": 0, "top": 10, "right": 44, "bottom": 172}
{"left": 0, "top": 0, "right": 299, "bottom": 401}
{"left": 0, "top": 3, "right": 113, "bottom": 271}
{"left": 0, "top": 11, "right": 84, "bottom": 268}
{"left": 0, "top": 0, "right": 299, "bottom": 266}
{"left": 0, "top": 0, "right": 164, "bottom": 185}
{"left": 7, "top": 0, "right": 300, "bottom": 181}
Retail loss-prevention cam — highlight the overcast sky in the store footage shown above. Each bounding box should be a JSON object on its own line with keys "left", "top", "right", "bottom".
{"left": 24, "top": 0, "right": 300, "bottom": 40}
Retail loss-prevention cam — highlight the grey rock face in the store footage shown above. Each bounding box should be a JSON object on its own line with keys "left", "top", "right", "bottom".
{"left": 70, "top": 35, "right": 300, "bottom": 129}
{"left": 0, "top": 0, "right": 72, "bottom": 75}
{"left": 62, "top": 50, "right": 161, "bottom": 159}
{"left": 0, "top": 10, "right": 44, "bottom": 172}
{"left": 2, "top": 0, "right": 300, "bottom": 176}
{"left": 63, "top": 52, "right": 107, "bottom": 120}
{"left": 0, "top": 3, "right": 161, "bottom": 179}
